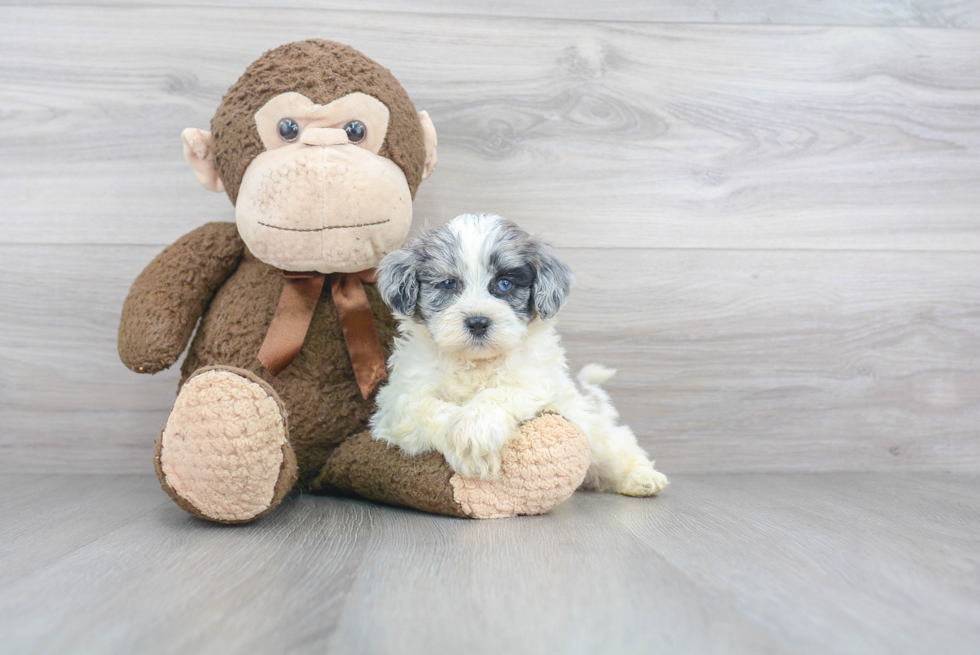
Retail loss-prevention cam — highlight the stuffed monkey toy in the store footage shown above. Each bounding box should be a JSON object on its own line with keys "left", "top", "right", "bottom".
{"left": 118, "top": 40, "right": 590, "bottom": 523}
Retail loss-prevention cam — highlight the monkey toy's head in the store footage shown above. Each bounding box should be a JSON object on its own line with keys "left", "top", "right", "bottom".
{"left": 181, "top": 39, "right": 438, "bottom": 273}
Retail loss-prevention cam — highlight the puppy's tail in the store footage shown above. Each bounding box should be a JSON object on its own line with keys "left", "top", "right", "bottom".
{"left": 577, "top": 364, "right": 620, "bottom": 422}
{"left": 578, "top": 363, "right": 616, "bottom": 387}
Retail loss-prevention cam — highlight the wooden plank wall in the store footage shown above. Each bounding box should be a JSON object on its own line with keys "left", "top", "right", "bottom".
{"left": 2, "top": 3, "right": 979, "bottom": 475}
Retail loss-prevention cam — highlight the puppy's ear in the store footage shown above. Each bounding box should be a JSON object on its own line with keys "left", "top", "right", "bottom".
{"left": 532, "top": 241, "right": 574, "bottom": 319}
{"left": 377, "top": 247, "right": 419, "bottom": 316}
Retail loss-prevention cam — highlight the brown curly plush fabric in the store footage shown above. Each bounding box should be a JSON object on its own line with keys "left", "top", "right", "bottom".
{"left": 173, "top": 228, "right": 398, "bottom": 488}
{"left": 316, "top": 430, "right": 466, "bottom": 517}
{"left": 118, "top": 223, "right": 244, "bottom": 374}
{"left": 211, "top": 39, "right": 426, "bottom": 204}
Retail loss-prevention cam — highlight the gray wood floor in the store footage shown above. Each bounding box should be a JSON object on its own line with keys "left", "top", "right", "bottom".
{"left": 1, "top": 473, "right": 978, "bottom": 655}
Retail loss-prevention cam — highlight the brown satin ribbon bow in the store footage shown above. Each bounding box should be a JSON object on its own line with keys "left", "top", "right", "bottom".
{"left": 257, "top": 269, "right": 387, "bottom": 400}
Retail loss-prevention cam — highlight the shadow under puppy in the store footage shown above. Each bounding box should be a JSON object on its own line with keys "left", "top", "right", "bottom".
{"left": 371, "top": 213, "right": 668, "bottom": 496}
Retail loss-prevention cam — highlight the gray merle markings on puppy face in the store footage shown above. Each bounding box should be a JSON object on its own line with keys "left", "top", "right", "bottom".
{"left": 376, "top": 214, "right": 574, "bottom": 322}
{"left": 376, "top": 224, "right": 461, "bottom": 318}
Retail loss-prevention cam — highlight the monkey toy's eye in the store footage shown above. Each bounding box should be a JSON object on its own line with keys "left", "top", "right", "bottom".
{"left": 496, "top": 278, "right": 514, "bottom": 293}
{"left": 278, "top": 118, "right": 300, "bottom": 142}
{"left": 437, "top": 279, "right": 458, "bottom": 291}
{"left": 344, "top": 120, "right": 367, "bottom": 144}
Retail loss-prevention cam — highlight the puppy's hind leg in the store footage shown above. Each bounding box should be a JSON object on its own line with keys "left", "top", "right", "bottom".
{"left": 588, "top": 425, "right": 669, "bottom": 496}
{"left": 577, "top": 365, "right": 668, "bottom": 497}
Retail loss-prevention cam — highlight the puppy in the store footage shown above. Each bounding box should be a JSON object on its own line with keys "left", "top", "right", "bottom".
{"left": 370, "top": 213, "right": 668, "bottom": 497}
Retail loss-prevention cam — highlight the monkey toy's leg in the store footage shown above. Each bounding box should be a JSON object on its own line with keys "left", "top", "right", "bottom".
{"left": 315, "top": 414, "right": 591, "bottom": 519}
{"left": 154, "top": 366, "right": 298, "bottom": 524}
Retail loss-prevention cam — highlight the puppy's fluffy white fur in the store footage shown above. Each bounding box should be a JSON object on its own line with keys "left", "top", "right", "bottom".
{"left": 370, "top": 214, "right": 667, "bottom": 496}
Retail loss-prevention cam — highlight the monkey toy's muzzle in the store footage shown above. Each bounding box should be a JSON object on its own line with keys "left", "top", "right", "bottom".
{"left": 235, "top": 142, "right": 413, "bottom": 274}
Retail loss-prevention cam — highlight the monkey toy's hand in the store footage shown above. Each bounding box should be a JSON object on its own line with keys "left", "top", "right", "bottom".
{"left": 443, "top": 405, "right": 515, "bottom": 479}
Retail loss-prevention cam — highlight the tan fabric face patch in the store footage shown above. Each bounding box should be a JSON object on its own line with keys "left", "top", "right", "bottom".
{"left": 255, "top": 92, "right": 390, "bottom": 155}
{"left": 450, "top": 414, "right": 591, "bottom": 519}
{"left": 239, "top": 91, "right": 410, "bottom": 274}
{"left": 160, "top": 369, "right": 287, "bottom": 522}
{"left": 236, "top": 124, "right": 413, "bottom": 274}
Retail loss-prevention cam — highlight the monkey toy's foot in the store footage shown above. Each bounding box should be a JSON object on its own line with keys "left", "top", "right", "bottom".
{"left": 155, "top": 366, "right": 298, "bottom": 524}
{"left": 318, "top": 413, "right": 591, "bottom": 519}
{"left": 450, "top": 413, "right": 591, "bottom": 518}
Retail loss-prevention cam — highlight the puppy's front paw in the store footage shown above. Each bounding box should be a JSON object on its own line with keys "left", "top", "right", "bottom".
{"left": 619, "top": 465, "right": 669, "bottom": 497}
{"left": 444, "top": 407, "right": 513, "bottom": 479}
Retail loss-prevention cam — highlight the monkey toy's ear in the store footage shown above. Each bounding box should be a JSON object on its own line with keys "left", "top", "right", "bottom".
{"left": 376, "top": 246, "right": 420, "bottom": 317}
{"left": 181, "top": 128, "right": 225, "bottom": 193}
{"left": 418, "top": 110, "right": 438, "bottom": 181}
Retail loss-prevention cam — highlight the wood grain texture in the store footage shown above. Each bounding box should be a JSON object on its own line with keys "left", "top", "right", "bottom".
{"left": 2, "top": 6, "right": 979, "bottom": 476}
{"left": 1, "top": 7, "right": 979, "bottom": 249}
{"left": 3, "top": 244, "right": 979, "bottom": 475}
{"left": 1, "top": 0, "right": 978, "bottom": 28}
{"left": 0, "top": 473, "right": 978, "bottom": 654}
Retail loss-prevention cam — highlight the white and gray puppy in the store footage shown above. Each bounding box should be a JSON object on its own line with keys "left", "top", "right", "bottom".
{"left": 370, "top": 213, "right": 667, "bottom": 496}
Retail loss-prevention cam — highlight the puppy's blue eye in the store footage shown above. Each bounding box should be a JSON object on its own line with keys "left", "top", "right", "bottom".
{"left": 496, "top": 278, "right": 514, "bottom": 293}
{"left": 437, "top": 279, "right": 458, "bottom": 291}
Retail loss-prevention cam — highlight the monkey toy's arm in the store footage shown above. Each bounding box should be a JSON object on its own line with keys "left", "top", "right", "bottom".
{"left": 118, "top": 222, "right": 244, "bottom": 374}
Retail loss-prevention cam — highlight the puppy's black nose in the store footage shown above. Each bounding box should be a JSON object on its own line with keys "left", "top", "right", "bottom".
{"left": 465, "top": 316, "right": 491, "bottom": 336}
